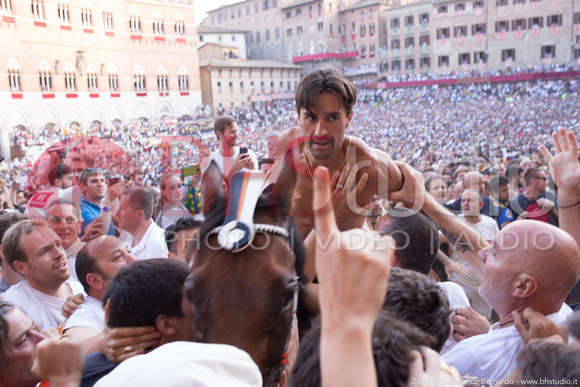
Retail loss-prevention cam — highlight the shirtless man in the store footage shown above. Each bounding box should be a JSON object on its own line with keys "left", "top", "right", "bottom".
{"left": 276, "top": 67, "right": 403, "bottom": 239}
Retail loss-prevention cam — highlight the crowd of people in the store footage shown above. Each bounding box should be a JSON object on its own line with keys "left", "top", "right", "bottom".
{"left": 0, "top": 67, "right": 579, "bottom": 386}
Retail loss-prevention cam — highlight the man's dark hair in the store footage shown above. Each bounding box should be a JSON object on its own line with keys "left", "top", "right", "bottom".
{"left": 122, "top": 188, "right": 154, "bottom": 220}
{"left": 103, "top": 259, "right": 189, "bottom": 327}
{"left": 376, "top": 208, "right": 439, "bottom": 275}
{"left": 488, "top": 175, "right": 509, "bottom": 195}
{"left": 0, "top": 301, "right": 15, "bottom": 370}
{"left": 47, "top": 164, "right": 71, "bottom": 186}
{"left": 75, "top": 243, "right": 102, "bottom": 294}
{"left": 515, "top": 340, "right": 580, "bottom": 384}
{"left": 383, "top": 267, "right": 451, "bottom": 352}
{"left": 295, "top": 67, "right": 357, "bottom": 117}
{"left": 523, "top": 167, "right": 543, "bottom": 187}
{"left": 0, "top": 212, "right": 28, "bottom": 246}
{"left": 165, "top": 217, "right": 202, "bottom": 255}
{"left": 290, "top": 311, "right": 436, "bottom": 387}
{"left": 258, "top": 158, "right": 274, "bottom": 170}
{"left": 213, "top": 115, "right": 236, "bottom": 138}
{"left": 425, "top": 174, "right": 444, "bottom": 192}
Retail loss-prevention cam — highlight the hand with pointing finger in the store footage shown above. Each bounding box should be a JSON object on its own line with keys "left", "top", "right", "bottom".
{"left": 313, "top": 166, "right": 393, "bottom": 387}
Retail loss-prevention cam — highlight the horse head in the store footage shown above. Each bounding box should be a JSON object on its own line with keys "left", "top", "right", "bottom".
{"left": 185, "top": 161, "right": 306, "bottom": 386}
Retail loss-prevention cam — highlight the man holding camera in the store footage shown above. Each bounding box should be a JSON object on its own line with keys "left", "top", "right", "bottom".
{"left": 201, "top": 115, "right": 259, "bottom": 178}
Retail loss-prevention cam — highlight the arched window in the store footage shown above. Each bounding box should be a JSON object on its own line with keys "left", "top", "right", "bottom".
{"left": 1, "top": 0, "right": 12, "bottom": 14}
{"left": 174, "top": 13, "right": 185, "bottom": 35}
{"left": 153, "top": 11, "right": 164, "bottom": 35}
{"left": 31, "top": 0, "right": 45, "bottom": 20}
{"left": 81, "top": 0, "right": 91, "bottom": 26}
{"left": 178, "top": 67, "right": 189, "bottom": 91}
{"left": 7, "top": 59, "right": 20, "bottom": 91}
{"left": 58, "top": 1, "right": 70, "bottom": 24}
{"left": 108, "top": 64, "right": 118, "bottom": 91}
{"left": 103, "top": 2, "right": 113, "bottom": 30}
{"left": 134, "top": 66, "right": 146, "bottom": 91}
{"left": 39, "top": 61, "right": 52, "bottom": 91}
{"left": 63, "top": 62, "right": 76, "bottom": 91}
{"left": 86, "top": 63, "right": 98, "bottom": 91}
{"left": 129, "top": 8, "right": 141, "bottom": 33}
{"left": 157, "top": 67, "right": 168, "bottom": 91}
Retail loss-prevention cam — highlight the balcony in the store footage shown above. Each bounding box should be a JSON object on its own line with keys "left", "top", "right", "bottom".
{"left": 343, "top": 66, "right": 379, "bottom": 77}
{"left": 292, "top": 51, "right": 359, "bottom": 63}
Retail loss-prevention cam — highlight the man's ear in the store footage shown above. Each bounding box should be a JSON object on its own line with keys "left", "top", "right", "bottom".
{"left": 86, "top": 273, "right": 104, "bottom": 291}
{"left": 155, "top": 314, "right": 177, "bottom": 336}
{"left": 513, "top": 274, "right": 537, "bottom": 298}
{"left": 12, "top": 260, "right": 28, "bottom": 276}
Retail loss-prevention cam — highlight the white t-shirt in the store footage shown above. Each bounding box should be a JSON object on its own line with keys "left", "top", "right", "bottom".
{"left": 66, "top": 238, "right": 86, "bottom": 282}
{"left": 95, "top": 341, "right": 262, "bottom": 387}
{"left": 204, "top": 146, "right": 259, "bottom": 177}
{"left": 2, "top": 280, "right": 86, "bottom": 330}
{"left": 437, "top": 281, "right": 470, "bottom": 355}
{"left": 63, "top": 295, "right": 105, "bottom": 333}
{"left": 120, "top": 220, "right": 168, "bottom": 260}
{"left": 442, "top": 303, "right": 573, "bottom": 380}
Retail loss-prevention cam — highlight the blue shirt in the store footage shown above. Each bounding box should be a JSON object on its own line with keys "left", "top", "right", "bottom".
{"left": 79, "top": 197, "right": 115, "bottom": 236}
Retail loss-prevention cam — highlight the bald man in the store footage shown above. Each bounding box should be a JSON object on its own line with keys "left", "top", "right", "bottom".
{"left": 445, "top": 171, "right": 494, "bottom": 217}
{"left": 442, "top": 221, "right": 580, "bottom": 379}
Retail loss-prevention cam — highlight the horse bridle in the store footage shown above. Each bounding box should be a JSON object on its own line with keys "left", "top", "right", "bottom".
{"left": 208, "top": 169, "right": 300, "bottom": 384}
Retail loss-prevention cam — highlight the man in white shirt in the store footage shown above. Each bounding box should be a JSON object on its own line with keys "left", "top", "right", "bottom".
{"left": 63, "top": 235, "right": 136, "bottom": 354}
{"left": 1, "top": 220, "right": 85, "bottom": 330}
{"left": 449, "top": 189, "right": 499, "bottom": 319}
{"left": 201, "top": 115, "right": 258, "bottom": 178}
{"left": 442, "top": 220, "right": 579, "bottom": 379}
{"left": 118, "top": 188, "right": 168, "bottom": 260}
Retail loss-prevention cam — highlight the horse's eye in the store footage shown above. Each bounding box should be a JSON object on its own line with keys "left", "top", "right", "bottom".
{"left": 283, "top": 289, "right": 295, "bottom": 306}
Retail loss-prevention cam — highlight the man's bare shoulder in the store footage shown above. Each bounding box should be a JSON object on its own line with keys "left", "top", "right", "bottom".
{"left": 349, "top": 136, "right": 390, "bottom": 162}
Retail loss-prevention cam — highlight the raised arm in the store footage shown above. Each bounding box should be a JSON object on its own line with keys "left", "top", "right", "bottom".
{"left": 540, "top": 128, "right": 580, "bottom": 248}
{"left": 389, "top": 161, "right": 489, "bottom": 274}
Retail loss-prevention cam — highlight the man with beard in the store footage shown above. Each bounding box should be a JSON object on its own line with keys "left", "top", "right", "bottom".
{"left": 275, "top": 67, "right": 403, "bottom": 239}
{"left": 201, "top": 115, "right": 258, "bottom": 178}
{"left": 365, "top": 195, "right": 384, "bottom": 230}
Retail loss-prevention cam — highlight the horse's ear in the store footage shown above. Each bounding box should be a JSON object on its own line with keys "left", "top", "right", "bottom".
{"left": 201, "top": 161, "right": 223, "bottom": 213}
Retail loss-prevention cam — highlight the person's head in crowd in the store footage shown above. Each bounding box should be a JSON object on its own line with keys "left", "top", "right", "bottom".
{"left": 461, "top": 189, "right": 482, "bottom": 218}
{"left": 479, "top": 221, "right": 580, "bottom": 320}
{"left": 523, "top": 168, "right": 547, "bottom": 192}
{"left": 488, "top": 175, "right": 510, "bottom": 203}
{"left": 68, "top": 154, "right": 96, "bottom": 185}
{"left": 44, "top": 199, "right": 82, "bottom": 251}
{"left": 146, "top": 187, "right": 161, "bottom": 220}
{"left": 3, "top": 220, "right": 70, "bottom": 294}
{"left": 159, "top": 174, "right": 183, "bottom": 207}
{"left": 0, "top": 301, "right": 46, "bottom": 387}
{"left": 47, "top": 164, "right": 72, "bottom": 189}
{"left": 367, "top": 194, "right": 384, "bottom": 221}
{"left": 509, "top": 340, "right": 580, "bottom": 385}
{"left": 383, "top": 268, "right": 451, "bottom": 352}
{"left": 213, "top": 115, "right": 238, "bottom": 149}
{"left": 442, "top": 172, "right": 453, "bottom": 183}
{"left": 530, "top": 150, "right": 544, "bottom": 169}
{"left": 258, "top": 158, "right": 274, "bottom": 173}
{"left": 289, "top": 311, "right": 437, "bottom": 387}
{"left": 118, "top": 188, "right": 154, "bottom": 235}
{"left": 165, "top": 217, "right": 202, "bottom": 264}
{"left": 453, "top": 181, "right": 464, "bottom": 201}
{"left": 294, "top": 67, "right": 356, "bottom": 160}
{"left": 131, "top": 172, "right": 144, "bottom": 188}
{"left": 76, "top": 236, "right": 136, "bottom": 300}
{"left": 79, "top": 168, "right": 107, "bottom": 204}
{"left": 519, "top": 157, "right": 533, "bottom": 171}
{"left": 506, "top": 164, "right": 522, "bottom": 189}
{"left": 425, "top": 174, "right": 447, "bottom": 204}
{"left": 445, "top": 180, "right": 456, "bottom": 201}
{"left": 376, "top": 208, "right": 439, "bottom": 276}
{"left": 103, "top": 259, "right": 193, "bottom": 346}
{"left": 482, "top": 167, "right": 498, "bottom": 182}
{"left": 462, "top": 171, "right": 485, "bottom": 195}
{"left": 453, "top": 165, "right": 469, "bottom": 183}
{"left": 494, "top": 162, "right": 507, "bottom": 176}
{"left": 0, "top": 212, "right": 28, "bottom": 285}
